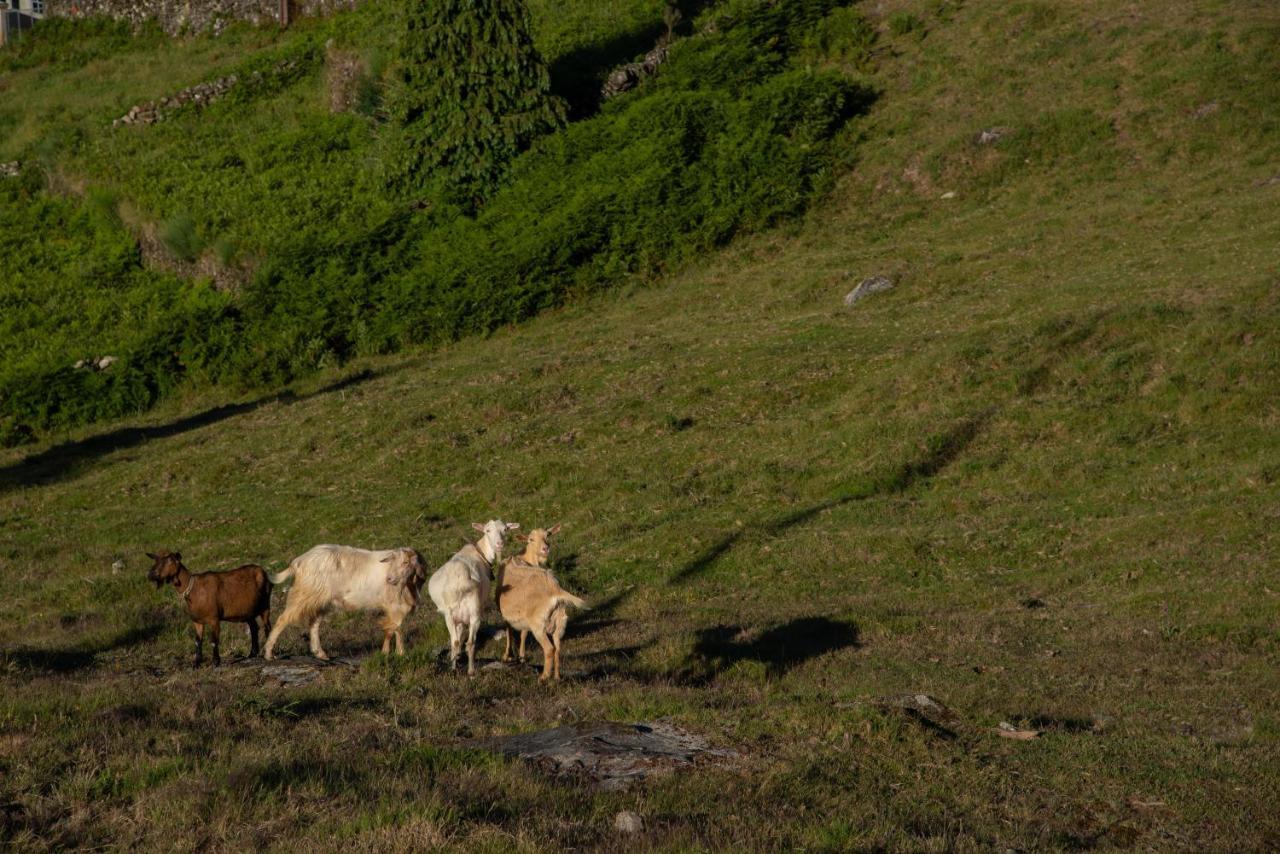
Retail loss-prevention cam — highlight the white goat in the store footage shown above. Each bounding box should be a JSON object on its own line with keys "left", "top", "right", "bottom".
{"left": 428, "top": 520, "right": 518, "bottom": 675}
{"left": 263, "top": 545, "right": 427, "bottom": 660}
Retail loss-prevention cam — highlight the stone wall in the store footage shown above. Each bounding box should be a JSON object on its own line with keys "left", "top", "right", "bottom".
{"left": 44, "top": 0, "right": 359, "bottom": 35}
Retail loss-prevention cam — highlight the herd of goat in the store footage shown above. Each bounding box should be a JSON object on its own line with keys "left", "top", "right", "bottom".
{"left": 145, "top": 520, "right": 588, "bottom": 679}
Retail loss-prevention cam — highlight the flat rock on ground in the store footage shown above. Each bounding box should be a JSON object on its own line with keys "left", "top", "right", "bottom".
{"left": 235, "top": 654, "right": 364, "bottom": 686}
{"left": 844, "top": 275, "right": 896, "bottom": 306}
{"left": 483, "top": 721, "right": 736, "bottom": 791}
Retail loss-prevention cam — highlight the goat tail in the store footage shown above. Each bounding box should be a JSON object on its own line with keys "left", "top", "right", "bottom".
{"left": 555, "top": 592, "right": 589, "bottom": 611}
{"left": 268, "top": 565, "right": 296, "bottom": 586}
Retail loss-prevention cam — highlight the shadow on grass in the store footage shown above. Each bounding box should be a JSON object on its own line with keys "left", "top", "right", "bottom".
{"left": 2, "top": 619, "right": 167, "bottom": 674}
{"left": 574, "top": 640, "right": 658, "bottom": 682}
{"left": 565, "top": 587, "right": 630, "bottom": 640}
{"left": 230, "top": 757, "right": 368, "bottom": 795}
{"left": 0, "top": 369, "right": 380, "bottom": 493}
{"left": 261, "top": 695, "right": 384, "bottom": 720}
{"left": 669, "top": 410, "right": 993, "bottom": 585}
{"left": 679, "top": 617, "right": 860, "bottom": 684}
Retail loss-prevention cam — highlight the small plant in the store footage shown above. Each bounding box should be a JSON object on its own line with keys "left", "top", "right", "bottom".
{"left": 887, "top": 11, "right": 925, "bottom": 37}
{"left": 159, "top": 211, "right": 203, "bottom": 262}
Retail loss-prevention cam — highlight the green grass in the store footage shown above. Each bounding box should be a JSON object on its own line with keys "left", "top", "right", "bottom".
{"left": 0, "top": 0, "right": 871, "bottom": 440}
{"left": 2, "top": 0, "right": 1279, "bottom": 849}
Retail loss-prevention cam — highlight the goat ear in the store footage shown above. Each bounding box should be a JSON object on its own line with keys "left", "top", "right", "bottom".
{"left": 515, "top": 534, "right": 528, "bottom": 543}
{"left": 548, "top": 523, "right": 562, "bottom": 536}
{"left": 145, "top": 552, "right": 156, "bottom": 560}
{"left": 471, "top": 522, "right": 485, "bottom": 533}
{"left": 172, "top": 552, "right": 182, "bottom": 562}
{"left": 506, "top": 522, "right": 520, "bottom": 530}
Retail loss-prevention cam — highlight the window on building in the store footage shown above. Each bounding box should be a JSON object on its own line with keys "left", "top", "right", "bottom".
{"left": 32, "top": 0, "right": 44, "bottom": 14}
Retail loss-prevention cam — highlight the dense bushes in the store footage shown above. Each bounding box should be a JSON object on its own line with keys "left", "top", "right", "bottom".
{"left": 1, "top": 0, "right": 875, "bottom": 443}
{"left": 0, "top": 174, "right": 239, "bottom": 442}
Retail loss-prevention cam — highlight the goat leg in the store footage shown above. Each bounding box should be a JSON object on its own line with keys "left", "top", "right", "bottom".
{"left": 210, "top": 621, "right": 222, "bottom": 667}
{"left": 192, "top": 623, "right": 205, "bottom": 668}
{"left": 530, "top": 628, "right": 555, "bottom": 681}
{"left": 466, "top": 621, "right": 480, "bottom": 677}
{"left": 308, "top": 617, "right": 329, "bottom": 660}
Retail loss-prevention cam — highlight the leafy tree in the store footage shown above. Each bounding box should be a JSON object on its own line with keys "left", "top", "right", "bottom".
{"left": 387, "top": 0, "right": 565, "bottom": 207}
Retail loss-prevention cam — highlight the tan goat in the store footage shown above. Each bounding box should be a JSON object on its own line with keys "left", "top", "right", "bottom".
{"left": 494, "top": 524, "right": 588, "bottom": 680}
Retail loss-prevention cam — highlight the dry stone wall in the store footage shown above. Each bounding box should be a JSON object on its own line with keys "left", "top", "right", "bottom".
{"left": 45, "top": 0, "right": 358, "bottom": 35}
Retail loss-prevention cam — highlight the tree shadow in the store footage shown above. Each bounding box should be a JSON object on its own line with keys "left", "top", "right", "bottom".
{"left": 2, "top": 619, "right": 168, "bottom": 674}
{"left": 548, "top": 0, "right": 714, "bottom": 119}
{"left": 0, "top": 368, "right": 380, "bottom": 493}
{"left": 669, "top": 410, "right": 993, "bottom": 585}
{"left": 679, "top": 617, "right": 860, "bottom": 684}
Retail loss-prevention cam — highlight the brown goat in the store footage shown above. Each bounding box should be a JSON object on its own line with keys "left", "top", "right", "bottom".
{"left": 147, "top": 550, "right": 272, "bottom": 667}
{"left": 495, "top": 525, "right": 588, "bottom": 680}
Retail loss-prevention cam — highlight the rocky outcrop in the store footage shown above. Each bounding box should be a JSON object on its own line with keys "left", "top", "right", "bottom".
{"left": 601, "top": 44, "right": 670, "bottom": 100}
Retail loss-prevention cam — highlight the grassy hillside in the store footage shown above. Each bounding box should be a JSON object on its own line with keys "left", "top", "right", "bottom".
{"left": 2, "top": 0, "right": 1279, "bottom": 849}
{"left": 0, "top": 0, "right": 870, "bottom": 440}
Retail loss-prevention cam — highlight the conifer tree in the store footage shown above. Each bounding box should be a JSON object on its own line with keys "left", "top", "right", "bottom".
{"left": 388, "top": 0, "right": 565, "bottom": 207}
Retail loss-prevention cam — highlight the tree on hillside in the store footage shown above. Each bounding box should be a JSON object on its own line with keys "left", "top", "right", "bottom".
{"left": 387, "top": 0, "right": 566, "bottom": 208}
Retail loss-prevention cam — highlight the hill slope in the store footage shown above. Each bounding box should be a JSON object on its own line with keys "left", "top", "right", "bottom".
{"left": 1, "top": 0, "right": 1279, "bottom": 849}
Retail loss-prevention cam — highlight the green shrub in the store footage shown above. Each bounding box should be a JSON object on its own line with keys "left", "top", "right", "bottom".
{"left": 802, "top": 7, "right": 878, "bottom": 69}
{"left": 386, "top": 0, "right": 566, "bottom": 206}
{"left": 0, "top": 17, "right": 163, "bottom": 74}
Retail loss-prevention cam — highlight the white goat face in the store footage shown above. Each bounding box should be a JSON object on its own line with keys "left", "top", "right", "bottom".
{"left": 473, "top": 519, "right": 519, "bottom": 558}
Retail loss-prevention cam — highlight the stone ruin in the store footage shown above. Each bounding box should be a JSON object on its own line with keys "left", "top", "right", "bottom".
{"left": 114, "top": 59, "right": 297, "bottom": 127}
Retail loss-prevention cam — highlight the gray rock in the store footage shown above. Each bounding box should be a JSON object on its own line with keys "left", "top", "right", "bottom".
{"left": 261, "top": 663, "right": 319, "bottom": 685}
{"left": 975, "top": 126, "right": 1014, "bottom": 145}
{"left": 1192, "top": 101, "right": 1219, "bottom": 120}
{"left": 843, "top": 275, "right": 895, "bottom": 306}
{"left": 0, "top": 161, "right": 19, "bottom": 178}
{"left": 614, "top": 810, "right": 644, "bottom": 833}
{"left": 483, "top": 720, "right": 736, "bottom": 791}
{"left": 875, "top": 693, "right": 960, "bottom": 738}
{"left": 602, "top": 43, "right": 670, "bottom": 99}
{"left": 97, "top": 356, "right": 119, "bottom": 370}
